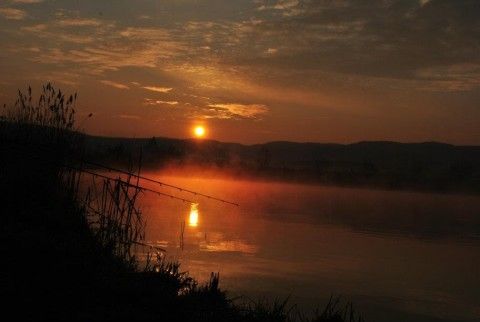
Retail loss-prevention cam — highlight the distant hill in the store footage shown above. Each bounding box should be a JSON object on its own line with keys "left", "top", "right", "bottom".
{"left": 84, "top": 135, "right": 480, "bottom": 193}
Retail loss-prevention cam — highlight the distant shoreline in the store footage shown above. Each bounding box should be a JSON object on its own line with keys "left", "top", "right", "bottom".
{"left": 136, "top": 165, "right": 480, "bottom": 197}
{"left": 84, "top": 134, "right": 480, "bottom": 195}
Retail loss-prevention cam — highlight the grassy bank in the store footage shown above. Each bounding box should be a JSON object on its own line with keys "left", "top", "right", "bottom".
{"left": 1, "top": 84, "right": 363, "bottom": 321}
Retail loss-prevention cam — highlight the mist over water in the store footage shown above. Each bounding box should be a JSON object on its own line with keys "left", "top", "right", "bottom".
{"left": 136, "top": 171, "right": 480, "bottom": 322}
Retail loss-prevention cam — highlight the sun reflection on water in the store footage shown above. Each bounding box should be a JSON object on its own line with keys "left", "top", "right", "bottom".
{"left": 189, "top": 203, "right": 199, "bottom": 227}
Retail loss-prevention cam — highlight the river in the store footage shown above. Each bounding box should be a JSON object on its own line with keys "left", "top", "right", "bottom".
{"left": 137, "top": 173, "right": 480, "bottom": 322}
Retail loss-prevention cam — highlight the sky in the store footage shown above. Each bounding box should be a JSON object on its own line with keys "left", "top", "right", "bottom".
{"left": 0, "top": 0, "right": 479, "bottom": 144}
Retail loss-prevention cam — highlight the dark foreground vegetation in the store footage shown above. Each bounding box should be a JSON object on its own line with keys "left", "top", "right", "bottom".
{"left": 1, "top": 84, "right": 363, "bottom": 321}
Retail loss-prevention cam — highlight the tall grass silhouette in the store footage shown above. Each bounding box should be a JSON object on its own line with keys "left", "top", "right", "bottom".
{"left": 1, "top": 83, "right": 364, "bottom": 322}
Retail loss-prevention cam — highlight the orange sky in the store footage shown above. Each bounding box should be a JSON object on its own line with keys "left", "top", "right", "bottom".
{"left": 1, "top": 0, "right": 479, "bottom": 144}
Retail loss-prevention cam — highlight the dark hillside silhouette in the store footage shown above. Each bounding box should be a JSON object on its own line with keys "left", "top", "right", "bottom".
{"left": 83, "top": 136, "right": 480, "bottom": 193}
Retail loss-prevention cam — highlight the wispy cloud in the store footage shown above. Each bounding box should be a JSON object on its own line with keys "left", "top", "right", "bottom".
{"left": 415, "top": 64, "right": 480, "bottom": 92}
{"left": 419, "top": 0, "right": 431, "bottom": 7}
{"left": 100, "top": 80, "right": 130, "bottom": 90}
{"left": 142, "top": 86, "right": 173, "bottom": 93}
{"left": 21, "top": 23, "right": 95, "bottom": 44}
{"left": 137, "top": 15, "right": 151, "bottom": 20}
{"left": 256, "top": 0, "right": 303, "bottom": 16}
{"left": 20, "top": 23, "right": 46, "bottom": 32}
{"left": 208, "top": 103, "right": 268, "bottom": 119}
{"left": 0, "top": 7, "right": 27, "bottom": 20}
{"left": 144, "top": 98, "right": 178, "bottom": 106}
{"left": 257, "top": 0, "right": 298, "bottom": 10}
{"left": 56, "top": 18, "right": 103, "bottom": 27}
{"left": 21, "top": 20, "right": 187, "bottom": 74}
{"left": 266, "top": 48, "right": 278, "bottom": 55}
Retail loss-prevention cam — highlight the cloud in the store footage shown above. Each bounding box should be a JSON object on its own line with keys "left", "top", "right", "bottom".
{"left": 21, "top": 22, "right": 95, "bottom": 43}
{"left": 256, "top": 0, "right": 303, "bottom": 16}
{"left": 6, "top": 0, "right": 480, "bottom": 100}
{"left": 142, "top": 86, "right": 173, "bottom": 93}
{"left": 100, "top": 80, "right": 130, "bottom": 90}
{"left": 137, "top": 15, "right": 151, "bottom": 20}
{"left": 20, "top": 23, "right": 47, "bottom": 32}
{"left": 415, "top": 64, "right": 480, "bottom": 92}
{"left": 56, "top": 18, "right": 103, "bottom": 27}
{"left": 419, "top": 0, "right": 431, "bottom": 7}
{"left": 0, "top": 7, "right": 27, "bottom": 20}
{"left": 20, "top": 20, "right": 187, "bottom": 74}
{"left": 207, "top": 103, "right": 268, "bottom": 119}
{"left": 266, "top": 48, "right": 278, "bottom": 55}
{"left": 256, "top": 0, "right": 296, "bottom": 11}
{"left": 144, "top": 98, "right": 178, "bottom": 106}
{"left": 215, "top": 0, "right": 480, "bottom": 92}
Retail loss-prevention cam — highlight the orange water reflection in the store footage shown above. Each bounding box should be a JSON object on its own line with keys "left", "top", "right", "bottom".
{"left": 138, "top": 174, "right": 480, "bottom": 322}
{"left": 188, "top": 203, "right": 199, "bottom": 227}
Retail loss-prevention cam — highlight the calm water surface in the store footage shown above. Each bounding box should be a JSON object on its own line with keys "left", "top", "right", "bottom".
{"left": 138, "top": 173, "right": 480, "bottom": 322}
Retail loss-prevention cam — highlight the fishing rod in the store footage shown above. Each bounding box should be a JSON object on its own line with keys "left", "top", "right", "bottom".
{"left": 10, "top": 140, "right": 239, "bottom": 206}
{"left": 82, "top": 160, "right": 240, "bottom": 207}
{"left": 65, "top": 166, "right": 197, "bottom": 204}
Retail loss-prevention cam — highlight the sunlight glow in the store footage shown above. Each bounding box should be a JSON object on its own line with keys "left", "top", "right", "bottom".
{"left": 189, "top": 203, "right": 199, "bottom": 227}
{"left": 194, "top": 126, "right": 206, "bottom": 138}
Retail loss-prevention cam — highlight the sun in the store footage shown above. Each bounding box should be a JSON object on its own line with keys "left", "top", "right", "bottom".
{"left": 193, "top": 126, "right": 206, "bottom": 138}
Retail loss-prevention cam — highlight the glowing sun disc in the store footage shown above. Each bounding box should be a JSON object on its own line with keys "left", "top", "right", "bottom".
{"left": 194, "top": 126, "right": 205, "bottom": 138}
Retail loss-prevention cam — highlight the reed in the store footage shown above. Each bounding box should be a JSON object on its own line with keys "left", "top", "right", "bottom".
{"left": 311, "top": 297, "right": 364, "bottom": 322}
{"left": 1, "top": 84, "right": 365, "bottom": 322}
{"left": 78, "top": 171, "right": 146, "bottom": 269}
